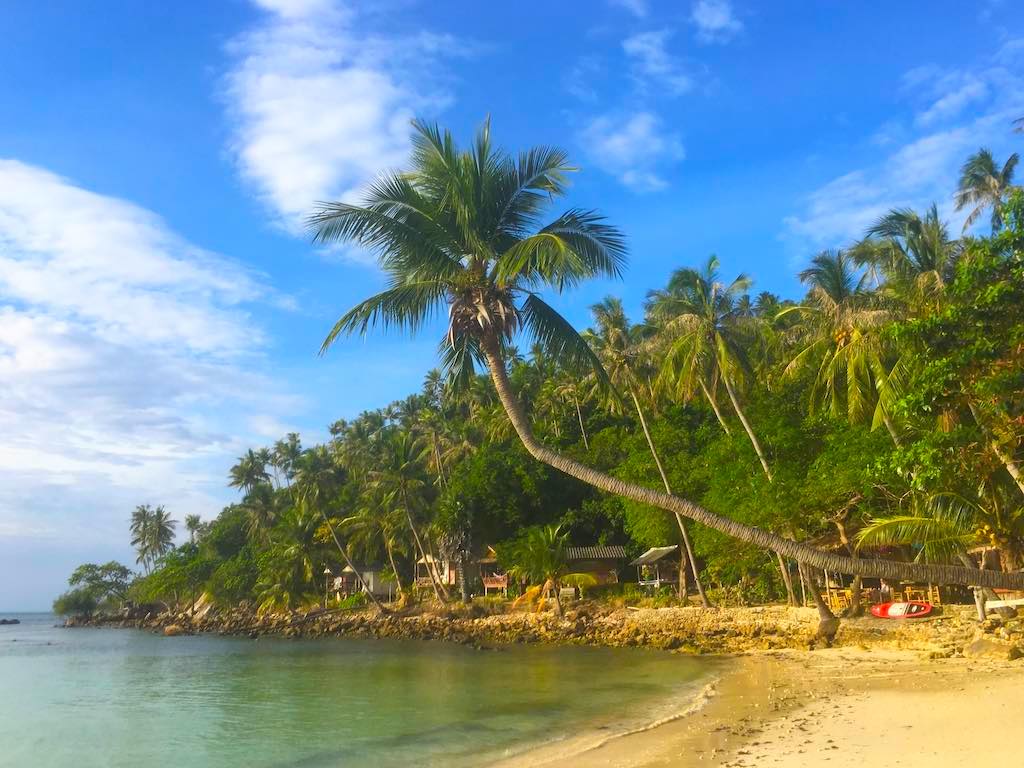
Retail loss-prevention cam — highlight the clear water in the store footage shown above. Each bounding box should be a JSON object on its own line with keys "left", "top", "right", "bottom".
{"left": 0, "top": 613, "right": 715, "bottom": 767}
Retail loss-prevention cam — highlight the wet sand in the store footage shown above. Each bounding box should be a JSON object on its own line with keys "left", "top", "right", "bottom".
{"left": 493, "top": 648, "right": 1024, "bottom": 767}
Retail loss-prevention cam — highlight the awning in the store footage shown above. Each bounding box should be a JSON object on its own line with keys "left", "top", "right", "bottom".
{"left": 629, "top": 546, "right": 678, "bottom": 567}
{"left": 567, "top": 545, "right": 627, "bottom": 561}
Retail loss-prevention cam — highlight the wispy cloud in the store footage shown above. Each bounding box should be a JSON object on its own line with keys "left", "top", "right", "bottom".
{"left": 0, "top": 160, "right": 302, "bottom": 547}
{"left": 579, "top": 112, "right": 684, "bottom": 192}
{"left": 690, "top": 0, "right": 743, "bottom": 44}
{"left": 224, "top": 0, "right": 458, "bottom": 238}
{"left": 608, "top": 0, "right": 647, "bottom": 19}
{"left": 622, "top": 30, "right": 693, "bottom": 96}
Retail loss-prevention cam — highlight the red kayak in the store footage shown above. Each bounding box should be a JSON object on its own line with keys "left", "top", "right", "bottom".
{"left": 871, "top": 601, "right": 933, "bottom": 619}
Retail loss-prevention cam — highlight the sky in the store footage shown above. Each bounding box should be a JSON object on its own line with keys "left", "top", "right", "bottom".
{"left": 2, "top": 0, "right": 1023, "bottom": 610}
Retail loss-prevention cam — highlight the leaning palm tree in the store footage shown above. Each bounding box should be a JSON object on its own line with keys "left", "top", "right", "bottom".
{"left": 954, "top": 148, "right": 1018, "bottom": 233}
{"left": 311, "top": 118, "right": 1024, "bottom": 605}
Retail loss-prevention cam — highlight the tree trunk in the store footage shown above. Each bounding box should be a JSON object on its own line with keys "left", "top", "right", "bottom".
{"left": 481, "top": 341, "right": 1024, "bottom": 589}
{"left": 316, "top": 508, "right": 383, "bottom": 612}
{"left": 776, "top": 551, "right": 797, "bottom": 606}
{"left": 804, "top": 567, "right": 840, "bottom": 645}
{"left": 574, "top": 395, "right": 590, "bottom": 450}
{"left": 384, "top": 538, "right": 405, "bottom": 596}
{"left": 678, "top": 539, "right": 690, "bottom": 601}
{"left": 880, "top": 408, "right": 903, "bottom": 448}
{"left": 969, "top": 402, "right": 1024, "bottom": 498}
{"left": 699, "top": 379, "right": 732, "bottom": 435}
{"left": 423, "top": 530, "right": 453, "bottom": 602}
{"left": 458, "top": 552, "right": 471, "bottom": 604}
{"left": 403, "top": 505, "right": 445, "bottom": 603}
{"left": 721, "top": 375, "right": 773, "bottom": 481}
{"left": 630, "top": 390, "right": 711, "bottom": 607}
{"left": 834, "top": 518, "right": 864, "bottom": 617}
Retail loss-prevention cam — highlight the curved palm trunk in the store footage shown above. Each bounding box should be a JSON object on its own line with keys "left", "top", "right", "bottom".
{"left": 629, "top": 390, "right": 710, "bottom": 608}
{"left": 968, "top": 403, "right": 1024, "bottom": 498}
{"left": 482, "top": 341, "right": 1024, "bottom": 590}
{"left": 573, "top": 395, "right": 590, "bottom": 450}
{"left": 699, "top": 379, "right": 732, "bottom": 436}
{"left": 398, "top": 487, "right": 446, "bottom": 603}
{"left": 317, "top": 509, "right": 384, "bottom": 612}
{"left": 721, "top": 375, "right": 773, "bottom": 482}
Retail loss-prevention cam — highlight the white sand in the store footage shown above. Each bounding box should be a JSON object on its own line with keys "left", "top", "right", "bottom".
{"left": 493, "top": 649, "right": 1024, "bottom": 768}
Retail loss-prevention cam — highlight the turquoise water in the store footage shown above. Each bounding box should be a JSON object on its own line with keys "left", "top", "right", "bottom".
{"left": 0, "top": 613, "right": 714, "bottom": 767}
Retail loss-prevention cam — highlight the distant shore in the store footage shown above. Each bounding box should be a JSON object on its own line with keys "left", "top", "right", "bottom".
{"left": 494, "top": 648, "right": 1024, "bottom": 768}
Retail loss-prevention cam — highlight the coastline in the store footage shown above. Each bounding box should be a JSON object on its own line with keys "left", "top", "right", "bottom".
{"left": 495, "top": 648, "right": 1024, "bottom": 767}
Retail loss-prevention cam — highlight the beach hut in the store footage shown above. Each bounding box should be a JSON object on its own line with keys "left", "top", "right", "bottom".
{"left": 415, "top": 554, "right": 457, "bottom": 590}
{"left": 566, "top": 545, "right": 627, "bottom": 585}
{"left": 476, "top": 546, "right": 508, "bottom": 596}
{"left": 333, "top": 565, "right": 395, "bottom": 601}
{"left": 629, "top": 546, "right": 680, "bottom": 590}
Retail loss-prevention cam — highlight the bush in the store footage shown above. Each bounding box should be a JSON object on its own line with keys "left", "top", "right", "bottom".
{"left": 53, "top": 588, "right": 99, "bottom": 617}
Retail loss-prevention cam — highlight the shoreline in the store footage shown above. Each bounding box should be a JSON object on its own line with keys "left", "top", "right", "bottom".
{"left": 495, "top": 648, "right": 1024, "bottom": 767}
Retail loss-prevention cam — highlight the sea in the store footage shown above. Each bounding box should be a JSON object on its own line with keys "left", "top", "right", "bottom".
{"left": 0, "top": 612, "right": 715, "bottom": 767}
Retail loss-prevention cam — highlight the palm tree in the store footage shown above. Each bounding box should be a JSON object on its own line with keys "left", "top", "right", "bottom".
{"left": 780, "top": 250, "right": 902, "bottom": 444}
{"left": 148, "top": 506, "right": 177, "bottom": 563}
{"left": 185, "top": 514, "right": 203, "bottom": 544}
{"left": 646, "top": 257, "right": 773, "bottom": 480}
{"left": 130, "top": 504, "right": 176, "bottom": 573}
{"left": 272, "top": 433, "right": 303, "bottom": 488}
{"left": 955, "top": 148, "right": 1018, "bottom": 233}
{"left": 585, "top": 297, "right": 710, "bottom": 606}
{"left": 501, "top": 524, "right": 581, "bottom": 616}
{"left": 312, "top": 118, "right": 1024, "bottom": 601}
{"left": 229, "top": 449, "right": 271, "bottom": 495}
{"left": 370, "top": 431, "right": 449, "bottom": 602}
{"left": 292, "top": 446, "right": 384, "bottom": 610}
{"left": 854, "top": 205, "right": 960, "bottom": 308}
{"left": 130, "top": 504, "right": 153, "bottom": 573}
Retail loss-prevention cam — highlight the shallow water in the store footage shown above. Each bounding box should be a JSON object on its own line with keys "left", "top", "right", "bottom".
{"left": 0, "top": 613, "right": 714, "bottom": 767}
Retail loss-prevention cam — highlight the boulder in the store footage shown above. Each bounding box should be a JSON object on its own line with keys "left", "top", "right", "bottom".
{"left": 0, "top": 618, "right": 21, "bottom": 625}
{"left": 963, "top": 636, "right": 1023, "bottom": 661}
{"left": 163, "top": 624, "right": 186, "bottom": 637}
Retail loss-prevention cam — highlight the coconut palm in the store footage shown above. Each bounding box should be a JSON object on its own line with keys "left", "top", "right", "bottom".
{"left": 780, "top": 250, "right": 902, "bottom": 443}
{"left": 501, "top": 524, "right": 585, "bottom": 617}
{"left": 292, "top": 446, "right": 383, "bottom": 610}
{"left": 646, "top": 257, "right": 773, "bottom": 480}
{"left": 184, "top": 514, "right": 203, "bottom": 544}
{"left": 312, "top": 118, "right": 1023, "bottom": 600}
{"left": 854, "top": 205, "right": 960, "bottom": 308}
{"left": 585, "top": 296, "right": 710, "bottom": 606}
{"left": 229, "top": 449, "right": 271, "bottom": 495}
{"left": 954, "top": 148, "right": 1018, "bottom": 233}
{"left": 272, "top": 433, "right": 303, "bottom": 488}
{"left": 130, "top": 504, "right": 176, "bottom": 574}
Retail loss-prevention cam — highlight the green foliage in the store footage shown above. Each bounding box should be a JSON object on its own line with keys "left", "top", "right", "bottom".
{"left": 52, "top": 588, "right": 99, "bottom": 617}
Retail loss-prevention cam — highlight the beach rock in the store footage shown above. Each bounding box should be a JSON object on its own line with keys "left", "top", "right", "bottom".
{"left": 163, "top": 624, "right": 186, "bottom": 637}
{"left": 0, "top": 618, "right": 21, "bottom": 625}
{"left": 963, "top": 636, "right": 1023, "bottom": 661}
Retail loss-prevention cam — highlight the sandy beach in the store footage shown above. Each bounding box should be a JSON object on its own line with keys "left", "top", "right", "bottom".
{"left": 494, "top": 648, "right": 1024, "bottom": 768}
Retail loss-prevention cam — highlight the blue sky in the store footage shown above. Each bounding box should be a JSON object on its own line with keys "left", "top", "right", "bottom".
{"left": 2, "top": 0, "right": 1022, "bottom": 609}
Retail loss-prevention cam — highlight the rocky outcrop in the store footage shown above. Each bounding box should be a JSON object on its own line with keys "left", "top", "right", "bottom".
{"left": 60, "top": 602, "right": 1024, "bottom": 658}
{"left": 0, "top": 618, "right": 20, "bottom": 625}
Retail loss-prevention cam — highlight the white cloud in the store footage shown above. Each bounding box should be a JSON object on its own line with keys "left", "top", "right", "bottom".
{"left": 224, "top": 0, "right": 456, "bottom": 236}
{"left": 622, "top": 30, "right": 692, "bottom": 96}
{"left": 0, "top": 160, "right": 303, "bottom": 548}
{"left": 690, "top": 0, "right": 743, "bottom": 44}
{"left": 784, "top": 46, "right": 1024, "bottom": 252}
{"left": 579, "top": 112, "right": 685, "bottom": 192}
{"left": 608, "top": 0, "right": 647, "bottom": 18}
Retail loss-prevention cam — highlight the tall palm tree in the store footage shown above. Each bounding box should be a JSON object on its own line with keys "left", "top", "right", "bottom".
{"left": 955, "top": 148, "right": 1018, "bottom": 233}
{"left": 646, "top": 256, "right": 773, "bottom": 480}
{"left": 229, "top": 449, "right": 271, "bottom": 495}
{"left": 780, "top": 250, "right": 902, "bottom": 444}
{"left": 130, "top": 504, "right": 153, "bottom": 573}
{"left": 854, "top": 205, "right": 960, "bottom": 308}
{"left": 292, "top": 446, "right": 383, "bottom": 610}
{"left": 272, "top": 433, "right": 303, "bottom": 488}
{"left": 585, "top": 297, "right": 709, "bottom": 606}
{"left": 184, "top": 514, "right": 203, "bottom": 544}
{"left": 312, "top": 118, "right": 1023, "bottom": 597}
{"left": 130, "top": 504, "right": 176, "bottom": 574}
